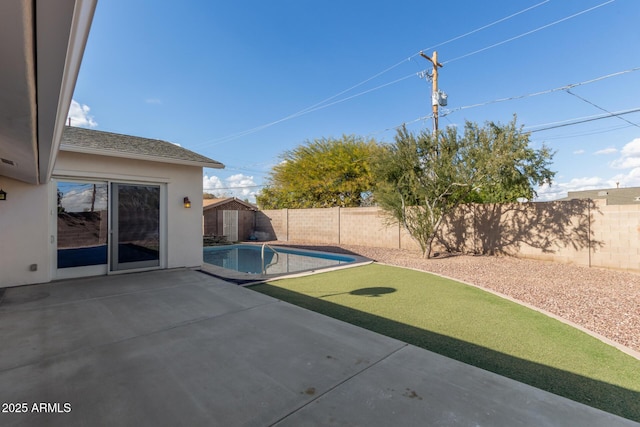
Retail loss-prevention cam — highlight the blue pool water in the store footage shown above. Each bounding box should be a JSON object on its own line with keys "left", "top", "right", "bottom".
{"left": 203, "top": 244, "right": 356, "bottom": 275}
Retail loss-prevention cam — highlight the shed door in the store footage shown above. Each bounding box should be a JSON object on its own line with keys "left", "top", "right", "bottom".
{"left": 223, "top": 210, "right": 238, "bottom": 242}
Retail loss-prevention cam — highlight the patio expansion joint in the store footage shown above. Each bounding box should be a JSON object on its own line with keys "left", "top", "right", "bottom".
{"left": 268, "top": 342, "right": 409, "bottom": 427}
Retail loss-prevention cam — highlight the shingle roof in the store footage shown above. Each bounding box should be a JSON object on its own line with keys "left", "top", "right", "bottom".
{"left": 60, "top": 126, "right": 224, "bottom": 169}
{"left": 203, "top": 197, "right": 257, "bottom": 210}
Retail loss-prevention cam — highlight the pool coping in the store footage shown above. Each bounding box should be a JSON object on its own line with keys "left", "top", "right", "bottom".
{"left": 200, "top": 244, "right": 372, "bottom": 285}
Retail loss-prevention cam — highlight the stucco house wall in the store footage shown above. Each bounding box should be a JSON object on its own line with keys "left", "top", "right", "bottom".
{"left": 0, "top": 178, "right": 51, "bottom": 287}
{"left": 0, "top": 3, "right": 223, "bottom": 288}
{"left": 0, "top": 144, "right": 213, "bottom": 289}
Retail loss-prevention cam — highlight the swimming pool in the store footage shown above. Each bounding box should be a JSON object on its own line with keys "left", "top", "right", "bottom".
{"left": 202, "top": 244, "right": 369, "bottom": 283}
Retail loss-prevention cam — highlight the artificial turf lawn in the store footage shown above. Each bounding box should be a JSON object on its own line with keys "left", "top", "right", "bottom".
{"left": 250, "top": 263, "right": 640, "bottom": 422}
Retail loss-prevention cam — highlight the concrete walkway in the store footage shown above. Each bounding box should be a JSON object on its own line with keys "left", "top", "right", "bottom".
{"left": 0, "top": 269, "right": 636, "bottom": 426}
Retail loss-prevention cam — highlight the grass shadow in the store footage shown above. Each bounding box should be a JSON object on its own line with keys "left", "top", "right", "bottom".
{"left": 250, "top": 283, "right": 640, "bottom": 422}
{"left": 319, "top": 287, "right": 397, "bottom": 298}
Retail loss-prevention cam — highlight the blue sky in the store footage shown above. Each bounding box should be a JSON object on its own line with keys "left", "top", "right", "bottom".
{"left": 70, "top": 0, "right": 640, "bottom": 202}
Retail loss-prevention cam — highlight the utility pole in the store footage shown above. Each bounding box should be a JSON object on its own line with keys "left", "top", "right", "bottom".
{"left": 419, "top": 51, "right": 443, "bottom": 134}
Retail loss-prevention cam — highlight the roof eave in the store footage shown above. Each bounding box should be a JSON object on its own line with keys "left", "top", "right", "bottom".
{"left": 203, "top": 197, "right": 256, "bottom": 211}
{"left": 38, "top": 0, "right": 98, "bottom": 184}
{"left": 59, "top": 144, "right": 225, "bottom": 169}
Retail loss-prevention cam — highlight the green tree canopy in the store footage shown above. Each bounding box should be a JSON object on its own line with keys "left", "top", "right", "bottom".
{"left": 373, "top": 117, "right": 555, "bottom": 258}
{"left": 257, "top": 135, "right": 383, "bottom": 209}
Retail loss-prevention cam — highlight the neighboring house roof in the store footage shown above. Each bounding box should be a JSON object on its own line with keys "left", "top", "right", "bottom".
{"left": 60, "top": 126, "right": 224, "bottom": 169}
{"left": 558, "top": 187, "right": 640, "bottom": 205}
{"left": 203, "top": 197, "right": 257, "bottom": 211}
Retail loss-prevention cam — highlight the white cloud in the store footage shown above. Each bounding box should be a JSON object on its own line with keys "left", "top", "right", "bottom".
{"left": 612, "top": 157, "right": 640, "bottom": 170}
{"left": 594, "top": 147, "right": 617, "bottom": 155}
{"left": 573, "top": 149, "right": 585, "bottom": 155}
{"left": 67, "top": 99, "right": 97, "bottom": 128}
{"left": 535, "top": 176, "right": 609, "bottom": 201}
{"left": 60, "top": 184, "right": 108, "bottom": 212}
{"left": 533, "top": 138, "right": 640, "bottom": 201}
{"left": 145, "top": 98, "right": 162, "bottom": 105}
{"left": 203, "top": 173, "right": 258, "bottom": 202}
{"left": 609, "top": 167, "right": 640, "bottom": 188}
{"left": 610, "top": 137, "right": 640, "bottom": 169}
{"left": 203, "top": 175, "right": 225, "bottom": 193}
{"left": 227, "top": 174, "right": 258, "bottom": 197}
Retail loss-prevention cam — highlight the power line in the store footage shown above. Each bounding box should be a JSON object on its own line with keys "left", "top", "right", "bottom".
{"left": 205, "top": 185, "right": 264, "bottom": 191}
{"left": 191, "top": 0, "right": 617, "bottom": 153}
{"left": 365, "top": 114, "right": 434, "bottom": 138}
{"left": 223, "top": 166, "right": 270, "bottom": 175}
{"left": 200, "top": 74, "right": 418, "bottom": 148}
{"left": 193, "top": 1, "right": 556, "bottom": 148}
{"left": 441, "top": 66, "right": 640, "bottom": 116}
{"left": 443, "top": 0, "right": 616, "bottom": 65}
{"left": 316, "top": 0, "right": 552, "bottom": 113}
{"left": 420, "top": 0, "right": 551, "bottom": 54}
{"left": 564, "top": 89, "right": 640, "bottom": 129}
{"left": 524, "top": 107, "right": 640, "bottom": 133}
{"left": 365, "top": 66, "right": 640, "bottom": 138}
{"left": 329, "top": 0, "right": 619, "bottom": 116}
{"left": 537, "top": 123, "right": 632, "bottom": 141}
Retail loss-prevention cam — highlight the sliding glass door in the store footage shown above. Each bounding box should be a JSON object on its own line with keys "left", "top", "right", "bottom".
{"left": 54, "top": 179, "right": 164, "bottom": 279}
{"left": 56, "top": 180, "right": 109, "bottom": 278}
{"left": 111, "top": 183, "right": 161, "bottom": 271}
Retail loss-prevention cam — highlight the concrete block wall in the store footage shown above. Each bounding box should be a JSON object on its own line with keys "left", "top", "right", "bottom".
{"left": 339, "top": 207, "right": 421, "bottom": 250}
{"left": 339, "top": 207, "right": 397, "bottom": 247}
{"left": 57, "top": 210, "right": 108, "bottom": 248}
{"left": 256, "top": 209, "right": 286, "bottom": 240}
{"left": 256, "top": 207, "right": 421, "bottom": 251}
{"left": 288, "top": 207, "right": 340, "bottom": 244}
{"left": 590, "top": 203, "right": 640, "bottom": 271}
{"left": 255, "top": 201, "right": 640, "bottom": 273}
{"left": 515, "top": 202, "right": 592, "bottom": 267}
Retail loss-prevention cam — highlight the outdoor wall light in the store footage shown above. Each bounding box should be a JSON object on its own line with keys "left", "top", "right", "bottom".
{"left": 183, "top": 197, "right": 191, "bottom": 208}
{"left": 0, "top": 189, "right": 6, "bottom": 201}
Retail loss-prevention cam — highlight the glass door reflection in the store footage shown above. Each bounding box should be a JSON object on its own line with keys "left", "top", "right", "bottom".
{"left": 111, "top": 183, "right": 161, "bottom": 271}
{"left": 57, "top": 181, "right": 108, "bottom": 270}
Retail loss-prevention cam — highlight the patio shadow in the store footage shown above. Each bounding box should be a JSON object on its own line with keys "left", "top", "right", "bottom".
{"left": 250, "top": 283, "right": 640, "bottom": 423}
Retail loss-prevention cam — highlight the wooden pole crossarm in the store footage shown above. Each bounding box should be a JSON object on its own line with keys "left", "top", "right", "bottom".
{"left": 419, "top": 51, "right": 443, "bottom": 68}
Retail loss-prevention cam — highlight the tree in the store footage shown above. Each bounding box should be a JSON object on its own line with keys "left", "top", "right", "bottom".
{"left": 257, "top": 135, "right": 383, "bottom": 209}
{"left": 372, "top": 117, "right": 555, "bottom": 258}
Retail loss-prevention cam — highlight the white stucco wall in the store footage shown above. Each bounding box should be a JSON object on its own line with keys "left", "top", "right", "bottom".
{"left": 0, "top": 177, "right": 51, "bottom": 287}
{"left": 0, "top": 150, "right": 205, "bottom": 288}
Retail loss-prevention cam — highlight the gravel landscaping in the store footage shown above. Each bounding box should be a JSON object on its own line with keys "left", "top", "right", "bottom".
{"left": 272, "top": 242, "right": 640, "bottom": 354}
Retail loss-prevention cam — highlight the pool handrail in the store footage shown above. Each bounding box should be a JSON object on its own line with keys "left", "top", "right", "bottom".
{"left": 261, "top": 243, "right": 279, "bottom": 275}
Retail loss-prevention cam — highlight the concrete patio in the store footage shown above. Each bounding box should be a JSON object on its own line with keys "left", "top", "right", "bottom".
{"left": 0, "top": 269, "right": 636, "bottom": 426}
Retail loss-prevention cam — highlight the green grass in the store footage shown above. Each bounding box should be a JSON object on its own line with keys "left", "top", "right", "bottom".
{"left": 250, "top": 263, "right": 640, "bottom": 422}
